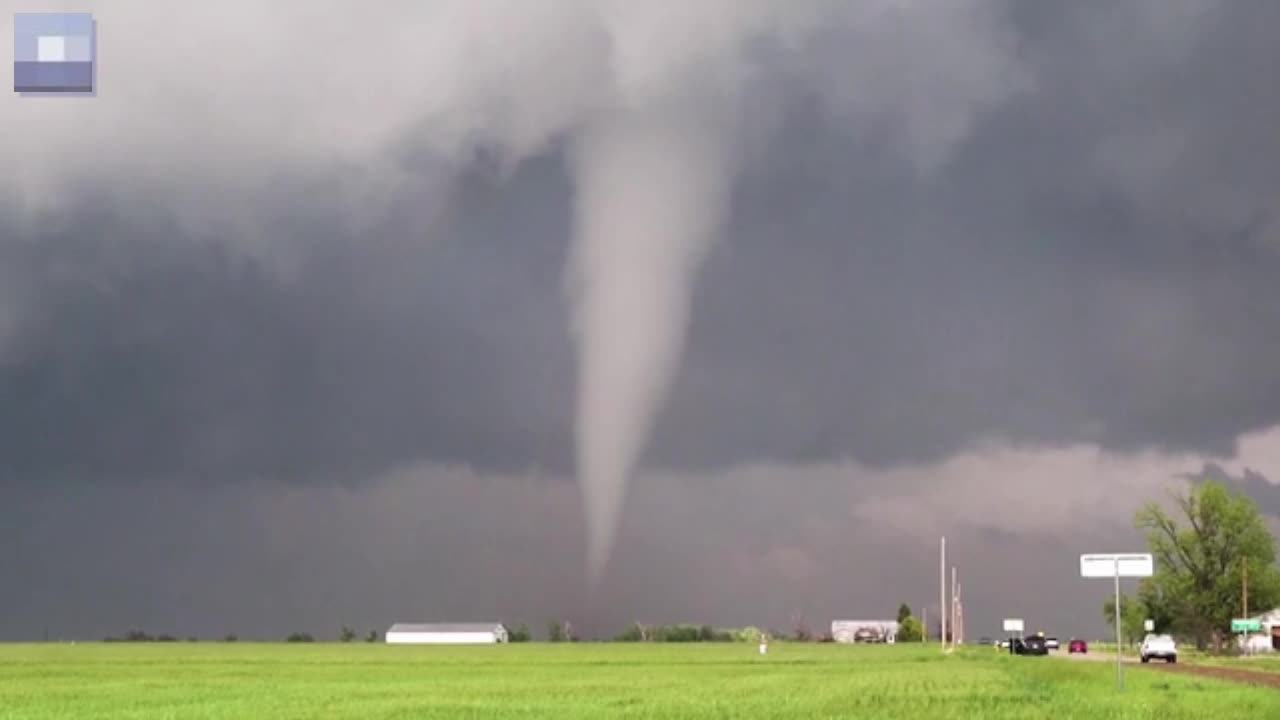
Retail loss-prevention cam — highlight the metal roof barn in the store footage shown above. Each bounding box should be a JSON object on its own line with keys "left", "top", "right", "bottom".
{"left": 831, "top": 620, "right": 899, "bottom": 644}
{"left": 385, "top": 623, "right": 509, "bottom": 644}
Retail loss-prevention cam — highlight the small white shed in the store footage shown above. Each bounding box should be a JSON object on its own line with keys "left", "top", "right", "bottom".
{"left": 1237, "top": 609, "right": 1280, "bottom": 653}
{"left": 385, "top": 622, "right": 508, "bottom": 645}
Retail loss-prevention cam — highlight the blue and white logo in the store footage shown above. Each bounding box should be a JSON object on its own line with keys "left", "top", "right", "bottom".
{"left": 14, "top": 13, "right": 95, "bottom": 93}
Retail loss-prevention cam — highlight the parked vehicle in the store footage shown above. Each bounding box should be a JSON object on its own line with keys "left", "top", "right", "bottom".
{"left": 1045, "top": 637, "right": 1060, "bottom": 651}
{"left": 1140, "top": 634, "right": 1177, "bottom": 663}
{"left": 1068, "top": 638, "right": 1088, "bottom": 654}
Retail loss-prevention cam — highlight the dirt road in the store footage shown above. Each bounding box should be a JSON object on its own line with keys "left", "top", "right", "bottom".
{"left": 1150, "top": 662, "right": 1280, "bottom": 688}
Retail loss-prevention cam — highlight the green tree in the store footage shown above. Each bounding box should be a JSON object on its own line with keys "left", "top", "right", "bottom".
{"left": 365, "top": 630, "right": 378, "bottom": 643}
{"left": 508, "top": 624, "right": 532, "bottom": 642}
{"left": 1135, "top": 478, "right": 1280, "bottom": 651}
{"left": 897, "top": 604, "right": 912, "bottom": 624}
{"left": 897, "top": 615, "right": 923, "bottom": 642}
{"left": 547, "top": 621, "right": 565, "bottom": 643}
{"left": 1102, "top": 593, "right": 1148, "bottom": 647}
{"left": 339, "top": 626, "right": 356, "bottom": 643}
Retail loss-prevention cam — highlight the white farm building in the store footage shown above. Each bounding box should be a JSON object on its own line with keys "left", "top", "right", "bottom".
{"left": 1237, "top": 609, "right": 1280, "bottom": 653}
{"left": 385, "top": 623, "right": 509, "bottom": 645}
{"left": 831, "top": 620, "right": 899, "bottom": 644}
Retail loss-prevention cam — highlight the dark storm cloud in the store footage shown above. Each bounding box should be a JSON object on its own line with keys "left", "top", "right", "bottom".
{"left": 0, "top": 0, "right": 1278, "bottom": 486}
{"left": 1193, "top": 463, "right": 1280, "bottom": 518}
{"left": 0, "top": 462, "right": 1146, "bottom": 641}
{"left": 0, "top": 157, "right": 577, "bottom": 485}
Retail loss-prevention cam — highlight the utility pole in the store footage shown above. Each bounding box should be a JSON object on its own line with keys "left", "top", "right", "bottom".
{"left": 940, "top": 537, "right": 947, "bottom": 650}
{"left": 951, "top": 566, "right": 958, "bottom": 649}
{"left": 1114, "top": 557, "right": 1123, "bottom": 691}
{"left": 1243, "top": 558, "right": 1249, "bottom": 619}
{"left": 923, "top": 607, "right": 928, "bottom": 642}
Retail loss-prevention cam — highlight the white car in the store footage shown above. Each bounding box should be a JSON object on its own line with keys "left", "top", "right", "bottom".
{"left": 1140, "top": 634, "right": 1177, "bottom": 664}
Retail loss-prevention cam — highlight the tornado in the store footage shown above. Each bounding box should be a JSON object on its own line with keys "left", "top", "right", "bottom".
{"left": 568, "top": 112, "right": 731, "bottom": 586}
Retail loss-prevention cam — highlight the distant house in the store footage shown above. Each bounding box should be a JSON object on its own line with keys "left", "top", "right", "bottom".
{"left": 385, "top": 623, "right": 509, "bottom": 645}
{"left": 831, "top": 620, "right": 899, "bottom": 644}
{"left": 1238, "top": 609, "right": 1280, "bottom": 652}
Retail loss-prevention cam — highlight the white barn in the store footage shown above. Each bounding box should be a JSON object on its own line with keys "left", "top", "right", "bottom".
{"left": 385, "top": 622, "right": 509, "bottom": 645}
{"left": 1237, "top": 609, "right": 1280, "bottom": 653}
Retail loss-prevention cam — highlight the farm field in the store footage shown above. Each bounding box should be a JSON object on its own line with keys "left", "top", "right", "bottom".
{"left": 2, "top": 643, "right": 1279, "bottom": 719}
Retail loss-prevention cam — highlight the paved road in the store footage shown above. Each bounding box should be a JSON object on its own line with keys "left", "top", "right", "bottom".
{"left": 1058, "top": 649, "right": 1138, "bottom": 664}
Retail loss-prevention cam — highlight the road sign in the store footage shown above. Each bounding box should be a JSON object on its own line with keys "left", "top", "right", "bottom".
{"left": 1080, "top": 553, "right": 1153, "bottom": 578}
{"left": 1232, "top": 618, "right": 1262, "bottom": 632}
{"left": 1080, "top": 552, "right": 1154, "bottom": 691}
{"left": 1144, "top": 619, "right": 1154, "bottom": 632}
{"left": 1002, "top": 618, "right": 1024, "bottom": 633}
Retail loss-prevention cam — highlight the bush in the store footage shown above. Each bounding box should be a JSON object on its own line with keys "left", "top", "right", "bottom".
{"left": 286, "top": 633, "right": 315, "bottom": 643}
{"left": 898, "top": 616, "right": 924, "bottom": 643}
{"left": 508, "top": 624, "right": 531, "bottom": 642}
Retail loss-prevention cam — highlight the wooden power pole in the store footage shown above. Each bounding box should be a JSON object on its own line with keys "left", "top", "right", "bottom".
{"left": 940, "top": 537, "right": 947, "bottom": 650}
{"left": 1243, "top": 558, "right": 1249, "bottom": 619}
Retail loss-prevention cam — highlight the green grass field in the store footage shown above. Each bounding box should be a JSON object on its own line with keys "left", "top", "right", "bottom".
{"left": 2, "top": 643, "right": 1278, "bottom": 719}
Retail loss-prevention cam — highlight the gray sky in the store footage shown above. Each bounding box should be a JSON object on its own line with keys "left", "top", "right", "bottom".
{"left": 2, "top": 0, "right": 1280, "bottom": 640}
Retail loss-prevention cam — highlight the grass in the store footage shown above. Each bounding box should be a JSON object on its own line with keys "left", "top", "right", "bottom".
{"left": 1196, "top": 655, "right": 1280, "bottom": 673}
{"left": 2, "top": 643, "right": 1279, "bottom": 719}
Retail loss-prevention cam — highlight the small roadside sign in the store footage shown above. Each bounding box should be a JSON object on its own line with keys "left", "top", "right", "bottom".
{"left": 1232, "top": 618, "right": 1262, "bottom": 633}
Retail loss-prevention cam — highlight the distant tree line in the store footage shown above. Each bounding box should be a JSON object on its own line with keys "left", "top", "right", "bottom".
{"left": 104, "top": 627, "right": 386, "bottom": 643}
{"left": 613, "top": 624, "right": 773, "bottom": 643}
{"left": 104, "top": 630, "right": 181, "bottom": 643}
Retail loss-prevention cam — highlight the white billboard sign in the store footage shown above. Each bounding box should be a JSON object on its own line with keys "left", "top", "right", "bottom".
{"left": 1002, "top": 618, "right": 1024, "bottom": 633}
{"left": 1080, "top": 553, "right": 1153, "bottom": 578}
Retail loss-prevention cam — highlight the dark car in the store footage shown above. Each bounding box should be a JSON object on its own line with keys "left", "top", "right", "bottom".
{"left": 1068, "top": 638, "right": 1087, "bottom": 654}
{"left": 1014, "top": 636, "right": 1049, "bottom": 656}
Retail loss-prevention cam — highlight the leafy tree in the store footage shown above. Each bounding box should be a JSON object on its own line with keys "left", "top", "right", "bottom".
{"left": 897, "top": 615, "right": 924, "bottom": 643}
{"left": 365, "top": 630, "right": 378, "bottom": 643}
{"left": 547, "top": 621, "right": 565, "bottom": 643}
{"left": 897, "top": 604, "right": 912, "bottom": 624}
{"left": 1135, "top": 478, "right": 1280, "bottom": 651}
{"left": 1102, "top": 593, "right": 1148, "bottom": 647}
{"left": 614, "top": 623, "right": 644, "bottom": 642}
{"left": 339, "top": 626, "right": 356, "bottom": 643}
{"left": 791, "top": 613, "right": 812, "bottom": 642}
{"left": 286, "top": 632, "right": 315, "bottom": 643}
{"left": 223, "top": 634, "right": 238, "bottom": 643}
{"left": 508, "top": 624, "right": 531, "bottom": 643}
